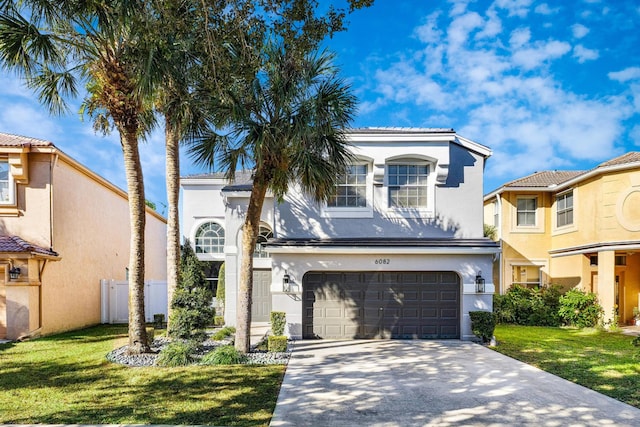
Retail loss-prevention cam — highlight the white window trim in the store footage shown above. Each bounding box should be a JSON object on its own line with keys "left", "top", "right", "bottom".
{"left": 553, "top": 189, "right": 577, "bottom": 235}
{"left": 383, "top": 162, "right": 435, "bottom": 219}
{"left": 253, "top": 224, "right": 273, "bottom": 259}
{"left": 508, "top": 259, "right": 548, "bottom": 289}
{"left": 321, "top": 162, "right": 374, "bottom": 218}
{"left": 0, "top": 159, "right": 15, "bottom": 206}
{"left": 191, "top": 219, "right": 226, "bottom": 261}
{"left": 513, "top": 195, "right": 544, "bottom": 233}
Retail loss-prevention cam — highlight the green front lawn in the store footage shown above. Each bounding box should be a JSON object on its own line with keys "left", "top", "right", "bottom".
{"left": 0, "top": 325, "right": 285, "bottom": 426}
{"left": 493, "top": 324, "right": 640, "bottom": 408}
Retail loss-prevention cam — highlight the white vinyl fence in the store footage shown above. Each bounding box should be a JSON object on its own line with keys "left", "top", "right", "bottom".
{"left": 100, "top": 279, "right": 168, "bottom": 324}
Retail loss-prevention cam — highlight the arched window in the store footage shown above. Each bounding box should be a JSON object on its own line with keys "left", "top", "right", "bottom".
{"left": 195, "top": 222, "right": 225, "bottom": 254}
{"left": 253, "top": 225, "right": 273, "bottom": 258}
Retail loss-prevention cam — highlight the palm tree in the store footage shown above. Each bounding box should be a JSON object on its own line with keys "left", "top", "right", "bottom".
{"left": 0, "top": 1, "right": 156, "bottom": 353}
{"left": 190, "top": 41, "right": 357, "bottom": 353}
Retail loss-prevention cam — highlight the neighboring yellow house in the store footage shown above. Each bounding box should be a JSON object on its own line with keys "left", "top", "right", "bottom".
{"left": 0, "top": 133, "right": 167, "bottom": 340}
{"left": 484, "top": 152, "right": 640, "bottom": 325}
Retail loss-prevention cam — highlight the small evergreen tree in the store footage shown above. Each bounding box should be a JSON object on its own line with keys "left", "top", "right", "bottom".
{"left": 168, "top": 239, "right": 215, "bottom": 342}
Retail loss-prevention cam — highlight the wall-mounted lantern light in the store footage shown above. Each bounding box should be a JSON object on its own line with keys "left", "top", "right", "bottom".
{"left": 475, "top": 271, "right": 485, "bottom": 293}
{"left": 9, "top": 266, "right": 21, "bottom": 281}
{"left": 283, "top": 271, "right": 290, "bottom": 293}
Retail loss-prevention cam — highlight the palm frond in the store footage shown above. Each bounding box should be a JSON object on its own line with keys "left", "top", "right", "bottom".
{"left": 26, "top": 67, "right": 77, "bottom": 115}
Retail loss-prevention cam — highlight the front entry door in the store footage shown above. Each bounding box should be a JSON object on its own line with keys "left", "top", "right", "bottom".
{"left": 252, "top": 270, "right": 272, "bottom": 322}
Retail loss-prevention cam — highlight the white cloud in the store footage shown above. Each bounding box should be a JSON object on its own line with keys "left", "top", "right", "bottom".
{"left": 493, "top": 0, "right": 533, "bottom": 18}
{"left": 0, "top": 103, "right": 62, "bottom": 139}
{"left": 608, "top": 67, "right": 640, "bottom": 82}
{"left": 534, "top": 3, "right": 560, "bottom": 15}
{"left": 509, "top": 27, "right": 531, "bottom": 47}
{"left": 573, "top": 45, "right": 599, "bottom": 63}
{"left": 511, "top": 40, "right": 571, "bottom": 70}
{"left": 477, "top": 9, "right": 502, "bottom": 39}
{"left": 571, "top": 23, "right": 590, "bottom": 39}
{"left": 414, "top": 12, "right": 443, "bottom": 44}
{"left": 358, "top": 1, "right": 637, "bottom": 184}
{"left": 448, "top": 0, "right": 472, "bottom": 17}
{"left": 630, "top": 124, "right": 640, "bottom": 146}
{"left": 447, "top": 11, "right": 484, "bottom": 50}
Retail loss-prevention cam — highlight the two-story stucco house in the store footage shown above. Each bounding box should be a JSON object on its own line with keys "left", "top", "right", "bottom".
{"left": 0, "top": 133, "right": 167, "bottom": 340}
{"left": 182, "top": 127, "right": 499, "bottom": 340}
{"left": 484, "top": 152, "right": 640, "bottom": 325}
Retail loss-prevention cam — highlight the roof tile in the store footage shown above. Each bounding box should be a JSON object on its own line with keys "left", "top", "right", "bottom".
{"left": 596, "top": 152, "right": 640, "bottom": 168}
{"left": 0, "top": 235, "right": 58, "bottom": 256}
{"left": 503, "top": 170, "right": 585, "bottom": 188}
{"left": 0, "top": 132, "right": 54, "bottom": 148}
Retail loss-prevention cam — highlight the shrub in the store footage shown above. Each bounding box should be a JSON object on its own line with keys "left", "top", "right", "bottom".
{"left": 214, "top": 316, "right": 225, "bottom": 326}
{"left": 156, "top": 341, "right": 197, "bottom": 367}
{"left": 558, "top": 289, "right": 603, "bottom": 328}
{"left": 201, "top": 345, "right": 247, "bottom": 365}
{"left": 211, "top": 326, "right": 236, "bottom": 341}
{"left": 268, "top": 335, "right": 288, "bottom": 352}
{"left": 168, "top": 239, "right": 215, "bottom": 342}
{"left": 270, "top": 311, "right": 286, "bottom": 336}
{"left": 493, "top": 285, "right": 562, "bottom": 326}
{"left": 469, "top": 311, "right": 496, "bottom": 343}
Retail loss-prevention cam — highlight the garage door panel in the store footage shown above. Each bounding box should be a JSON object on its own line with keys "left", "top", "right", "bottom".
{"left": 303, "top": 271, "right": 460, "bottom": 339}
{"left": 440, "top": 308, "right": 458, "bottom": 319}
{"left": 441, "top": 291, "right": 459, "bottom": 301}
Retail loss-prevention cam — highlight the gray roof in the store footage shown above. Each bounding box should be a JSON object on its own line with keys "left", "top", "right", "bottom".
{"left": 349, "top": 127, "right": 455, "bottom": 134}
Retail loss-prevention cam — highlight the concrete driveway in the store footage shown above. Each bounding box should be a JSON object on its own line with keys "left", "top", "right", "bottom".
{"left": 270, "top": 340, "right": 640, "bottom": 426}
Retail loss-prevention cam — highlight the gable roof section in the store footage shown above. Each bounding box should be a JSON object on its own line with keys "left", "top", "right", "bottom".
{"left": 596, "top": 152, "right": 640, "bottom": 168}
{"left": 501, "top": 170, "right": 585, "bottom": 188}
{"left": 0, "top": 235, "right": 59, "bottom": 258}
{"left": 0, "top": 132, "right": 166, "bottom": 222}
{"left": 485, "top": 151, "right": 640, "bottom": 200}
{"left": 0, "top": 133, "right": 55, "bottom": 148}
{"left": 348, "top": 127, "right": 492, "bottom": 158}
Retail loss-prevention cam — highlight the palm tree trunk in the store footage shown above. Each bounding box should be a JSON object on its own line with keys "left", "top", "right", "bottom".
{"left": 165, "top": 118, "right": 181, "bottom": 328}
{"left": 121, "top": 130, "right": 150, "bottom": 354}
{"left": 236, "top": 179, "right": 268, "bottom": 354}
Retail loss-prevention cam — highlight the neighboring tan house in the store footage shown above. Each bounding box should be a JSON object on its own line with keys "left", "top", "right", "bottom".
{"left": 182, "top": 127, "right": 499, "bottom": 340}
{"left": 0, "top": 133, "right": 167, "bottom": 340}
{"left": 484, "top": 152, "right": 640, "bottom": 325}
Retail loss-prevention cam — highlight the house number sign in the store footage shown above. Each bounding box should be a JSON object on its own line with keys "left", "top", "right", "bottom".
{"left": 375, "top": 258, "right": 391, "bottom": 265}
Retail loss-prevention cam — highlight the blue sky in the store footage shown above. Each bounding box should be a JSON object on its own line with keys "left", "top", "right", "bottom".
{"left": 1, "top": 0, "right": 640, "bottom": 214}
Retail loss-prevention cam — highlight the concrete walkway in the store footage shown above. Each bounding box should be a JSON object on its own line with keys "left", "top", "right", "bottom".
{"left": 270, "top": 340, "right": 640, "bottom": 427}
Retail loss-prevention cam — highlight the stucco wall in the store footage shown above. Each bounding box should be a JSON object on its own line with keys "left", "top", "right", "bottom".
{"left": 266, "top": 252, "right": 495, "bottom": 341}
{"left": 276, "top": 144, "right": 485, "bottom": 239}
{"left": 0, "top": 153, "right": 53, "bottom": 247}
{"left": 38, "top": 153, "right": 167, "bottom": 336}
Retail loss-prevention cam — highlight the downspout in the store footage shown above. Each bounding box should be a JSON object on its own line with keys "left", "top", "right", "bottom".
{"left": 496, "top": 193, "right": 503, "bottom": 294}
{"left": 50, "top": 154, "right": 57, "bottom": 250}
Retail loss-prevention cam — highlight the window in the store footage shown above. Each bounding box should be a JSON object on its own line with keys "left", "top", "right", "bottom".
{"left": 556, "top": 191, "right": 573, "bottom": 227}
{"left": 0, "top": 159, "right": 13, "bottom": 204}
{"left": 327, "top": 164, "right": 367, "bottom": 207}
{"left": 253, "top": 226, "right": 273, "bottom": 258}
{"left": 512, "top": 265, "right": 541, "bottom": 288}
{"left": 195, "top": 222, "right": 225, "bottom": 254}
{"left": 516, "top": 197, "right": 537, "bottom": 226}
{"left": 493, "top": 201, "right": 499, "bottom": 228}
{"left": 388, "top": 164, "right": 429, "bottom": 208}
